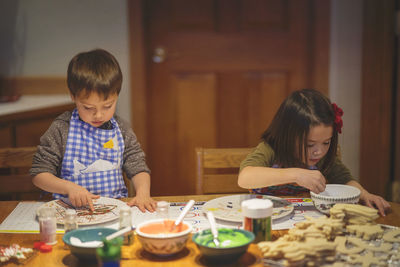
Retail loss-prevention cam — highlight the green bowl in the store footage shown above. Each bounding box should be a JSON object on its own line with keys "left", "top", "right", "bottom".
{"left": 192, "top": 228, "right": 254, "bottom": 263}
{"left": 63, "top": 228, "right": 121, "bottom": 261}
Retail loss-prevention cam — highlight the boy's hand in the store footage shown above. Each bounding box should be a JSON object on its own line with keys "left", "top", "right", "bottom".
{"left": 66, "top": 183, "right": 100, "bottom": 211}
{"left": 127, "top": 195, "right": 157, "bottom": 213}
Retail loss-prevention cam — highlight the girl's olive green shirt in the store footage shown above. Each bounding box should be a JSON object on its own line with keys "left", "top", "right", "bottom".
{"left": 240, "top": 142, "right": 355, "bottom": 185}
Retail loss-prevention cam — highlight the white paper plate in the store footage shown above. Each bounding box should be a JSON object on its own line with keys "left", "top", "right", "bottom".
{"left": 202, "top": 194, "right": 294, "bottom": 223}
{"left": 36, "top": 197, "right": 127, "bottom": 226}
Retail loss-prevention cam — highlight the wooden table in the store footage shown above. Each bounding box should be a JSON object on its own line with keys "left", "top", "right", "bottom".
{"left": 0, "top": 194, "right": 399, "bottom": 267}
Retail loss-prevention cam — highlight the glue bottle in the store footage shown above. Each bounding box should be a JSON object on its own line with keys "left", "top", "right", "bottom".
{"left": 38, "top": 207, "right": 57, "bottom": 245}
{"left": 156, "top": 201, "right": 169, "bottom": 220}
{"left": 119, "top": 206, "right": 133, "bottom": 245}
{"left": 241, "top": 198, "right": 272, "bottom": 243}
{"left": 64, "top": 209, "right": 78, "bottom": 233}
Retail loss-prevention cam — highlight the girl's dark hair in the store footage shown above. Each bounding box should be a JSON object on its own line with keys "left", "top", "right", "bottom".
{"left": 261, "top": 88, "right": 338, "bottom": 173}
{"left": 67, "top": 49, "right": 122, "bottom": 99}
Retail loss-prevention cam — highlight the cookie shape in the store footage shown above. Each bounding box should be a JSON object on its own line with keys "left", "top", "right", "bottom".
{"left": 348, "top": 251, "right": 386, "bottom": 267}
{"left": 289, "top": 215, "right": 344, "bottom": 241}
{"left": 346, "top": 224, "right": 384, "bottom": 240}
{"left": 334, "top": 236, "right": 364, "bottom": 254}
{"left": 330, "top": 203, "right": 379, "bottom": 224}
{"left": 347, "top": 236, "right": 392, "bottom": 252}
{"left": 0, "top": 244, "right": 34, "bottom": 264}
{"left": 382, "top": 228, "right": 400, "bottom": 243}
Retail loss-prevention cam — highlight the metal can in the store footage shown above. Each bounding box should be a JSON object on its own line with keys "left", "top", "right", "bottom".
{"left": 241, "top": 198, "right": 272, "bottom": 243}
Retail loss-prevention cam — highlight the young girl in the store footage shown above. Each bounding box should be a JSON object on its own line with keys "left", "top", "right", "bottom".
{"left": 238, "top": 89, "right": 390, "bottom": 216}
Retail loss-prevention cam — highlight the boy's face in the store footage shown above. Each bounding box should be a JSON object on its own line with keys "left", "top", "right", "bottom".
{"left": 71, "top": 91, "right": 118, "bottom": 128}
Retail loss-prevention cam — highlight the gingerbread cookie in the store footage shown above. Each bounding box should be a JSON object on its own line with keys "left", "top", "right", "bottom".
{"left": 382, "top": 228, "right": 400, "bottom": 243}
{"left": 348, "top": 250, "right": 386, "bottom": 267}
{"left": 346, "top": 224, "right": 384, "bottom": 240}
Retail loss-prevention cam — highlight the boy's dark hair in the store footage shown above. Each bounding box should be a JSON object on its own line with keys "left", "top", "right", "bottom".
{"left": 67, "top": 49, "right": 122, "bottom": 99}
{"left": 261, "top": 88, "right": 338, "bottom": 173}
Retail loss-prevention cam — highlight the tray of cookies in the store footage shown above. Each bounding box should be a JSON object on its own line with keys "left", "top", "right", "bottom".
{"left": 259, "top": 203, "right": 400, "bottom": 266}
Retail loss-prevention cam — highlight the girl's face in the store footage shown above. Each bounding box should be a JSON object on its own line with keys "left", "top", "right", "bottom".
{"left": 306, "top": 124, "right": 333, "bottom": 166}
{"left": 72, "top": 92, "right": 118, "bottom": 128}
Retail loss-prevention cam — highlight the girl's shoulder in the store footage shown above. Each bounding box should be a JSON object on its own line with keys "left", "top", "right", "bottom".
{"left": 254, "top": 141, "right": 275, "bottom": 156}
{"left": 240, "top": 141, "right": 275, "bottom": 169}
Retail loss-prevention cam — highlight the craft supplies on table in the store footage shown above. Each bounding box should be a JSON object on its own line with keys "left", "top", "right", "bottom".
{"left": 0, "top": 202, "right": 120, "bottom": 234}
{"left": 0, "top": 198, "right": 323, "bottom": 234}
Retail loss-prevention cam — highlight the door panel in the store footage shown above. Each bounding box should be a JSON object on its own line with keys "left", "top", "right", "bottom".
{"left": 141, "top": 0, "right": 329, "bottom": 195}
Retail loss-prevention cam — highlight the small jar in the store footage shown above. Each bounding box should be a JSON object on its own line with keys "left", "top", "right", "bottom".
{"left": 64, "top": 209, "right": 78, "bottom": 233}
{"left": 241, "top": 198, "right": 272, "bottom": 243}
{"left": 96, "top": 238, "right": 122, "bottom": 267}
{"left": 38, "top": 207, "right": 57, "bottom": 245}
{"left": 156, "top": 201, "right": 169, "bottom": 220}
{"left": 119, "top": 206, "right": 133, "bottom": 245}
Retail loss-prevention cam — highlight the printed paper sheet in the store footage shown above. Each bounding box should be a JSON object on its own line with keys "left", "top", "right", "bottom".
{"left": 0, "top": 198, "right": 323, "bottom": 233}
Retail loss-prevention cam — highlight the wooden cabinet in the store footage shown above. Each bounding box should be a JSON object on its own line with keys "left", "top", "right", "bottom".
{"left": 0, "top": 102, "right": 74, "bottom": 200}
{"left": 0, "top": 103, "right": 74, "bottom": 148}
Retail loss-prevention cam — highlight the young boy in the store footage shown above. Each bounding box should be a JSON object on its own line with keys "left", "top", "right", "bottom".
{"left": 30, "top": 49, "right": 156, "bottom": 212}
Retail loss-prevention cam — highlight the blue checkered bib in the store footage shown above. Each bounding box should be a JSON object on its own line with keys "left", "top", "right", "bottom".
{"left": 55, "top": 109, "right": 128, "bottom": 199}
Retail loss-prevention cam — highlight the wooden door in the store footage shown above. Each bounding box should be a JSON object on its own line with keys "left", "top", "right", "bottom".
{"left": 360, "top": 0, "right": 396, "bottom": 199}
{"left": 134, "top": 0, "right": 330, "bottom": 196}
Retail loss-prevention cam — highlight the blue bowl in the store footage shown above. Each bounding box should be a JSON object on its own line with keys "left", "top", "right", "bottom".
{"left": 192, "top": 228, "right": 254, "bottom": 263}
{"left": 63, "top": 228, "right": 120, "bottom": 261}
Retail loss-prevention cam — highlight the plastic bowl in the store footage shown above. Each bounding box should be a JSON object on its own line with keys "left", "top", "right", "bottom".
{"left": 192, "top": 228, "right": 254, "bottom": 263}
{"left": 310, "top": 184, "right": 361, "bottom": 215}
{"left": 62, "top": 228, "right": 121, "bottom": 261}
{"left": 135, "top": 219, "right": 192, "bottom": 256}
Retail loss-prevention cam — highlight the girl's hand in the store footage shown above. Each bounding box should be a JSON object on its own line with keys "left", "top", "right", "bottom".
{"left": 127, "top": 195, "right": 157, "bottom": 213}
{"left": 66, "top": 183, "right": 100, "bottom": 211}
{"left": 292, "top": 169, "right": 326, "bottom": 194}
{"left": 360, "top": 191, "right": 391, "bottom": 216}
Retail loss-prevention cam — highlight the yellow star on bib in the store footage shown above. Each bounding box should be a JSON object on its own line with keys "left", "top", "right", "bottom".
{"left": 103, "top": 139, "right": 114, "bottom": 149}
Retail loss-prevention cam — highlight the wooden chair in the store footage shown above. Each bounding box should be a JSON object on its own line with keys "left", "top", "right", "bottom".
{"left": 0, "top": 146, "right": 43, "bottom": 200}
{"left": 0, "top": 146, "right": 136, "bottom": 199}
{"left": 195, "top": 147, "right": 254, "bottom": 194}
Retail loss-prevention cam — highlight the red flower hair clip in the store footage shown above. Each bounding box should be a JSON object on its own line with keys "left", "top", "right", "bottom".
{"left": 332, "top": 103, "right": 343, "bottom": 133}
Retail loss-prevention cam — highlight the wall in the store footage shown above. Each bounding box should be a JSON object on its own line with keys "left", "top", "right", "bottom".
{"left": 329, "top": 0, "right": 362, "bottom": 179}
{"left": 0, "top": 0, "right": 362, "bottom": 179}
{"left": 0, "top": 0, "right": 131, "bottom": 122}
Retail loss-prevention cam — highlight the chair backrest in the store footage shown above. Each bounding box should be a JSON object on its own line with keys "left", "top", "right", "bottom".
{"left": 0, "top": 146, "right": 42, "bottom": 200}
{"left": 0, "top": 147, "right": 136, "bottom": 199}
{"left": 195, "top": 147, "right": 253, "bottom": 194}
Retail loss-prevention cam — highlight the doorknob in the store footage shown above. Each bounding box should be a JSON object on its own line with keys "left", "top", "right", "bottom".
{"left": 152, "top": 47, "right": 166, "bottom": 63}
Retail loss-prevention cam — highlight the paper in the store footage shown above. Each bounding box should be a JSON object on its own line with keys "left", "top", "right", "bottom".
{"left": 0, "top": 198, "right": 323, "bottom": 234}
{"left": 0, "top": 202, "right": 53, "bottom": 233}
{"left": 0, "top": 202, "right": 119, "bottom": 234}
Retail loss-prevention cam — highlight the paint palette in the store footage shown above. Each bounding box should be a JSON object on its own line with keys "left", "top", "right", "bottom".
{"left": 202, "top": 194, "right": 294, "bottom": 223}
